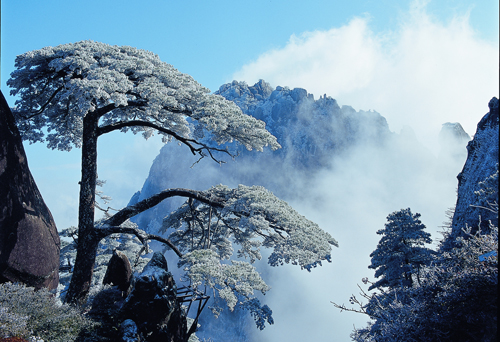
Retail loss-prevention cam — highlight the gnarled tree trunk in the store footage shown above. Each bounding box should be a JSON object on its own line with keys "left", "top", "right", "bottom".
{"left": 65, "top": 112, "right": 99, "bottom": 304}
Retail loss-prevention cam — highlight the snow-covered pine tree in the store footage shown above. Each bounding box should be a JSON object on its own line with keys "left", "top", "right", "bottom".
{"left": 333, "top": 170, "right": 498, "bottom": 341}
{"left": 7, "top": 41, "right": 337, "bottom": 324}
{"left": 334, "top": 218, "right": 498, "bottom": 342}
{"left": 368, "top": 208, "right": 433, "bottom": 290}
{"left": 7, "top": 40, "right": 280, "bottom": 303}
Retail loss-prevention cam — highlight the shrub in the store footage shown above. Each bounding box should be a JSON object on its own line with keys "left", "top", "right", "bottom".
{"left": 0, "top": 283, "right": 97, "bottom": 342}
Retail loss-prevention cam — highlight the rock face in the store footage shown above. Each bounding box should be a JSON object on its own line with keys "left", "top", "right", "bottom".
{"left": 90, "top": 252, "right": 189, "bottom": 341}
{"left": 0, "top": 90, "right": 60, "bottom": 290}
{"left": 120, "top": 319, "right": 140, "bottom": 342}
{"left": 444, "top": 97, "right": 499, "bottom": 248}
{"left": 216, "top": 80, "right": 391, "bottom": 169}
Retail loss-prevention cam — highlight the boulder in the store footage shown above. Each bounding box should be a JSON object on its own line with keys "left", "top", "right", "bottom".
{"left": 103, "top": 249, "right": 133, "bottom": 293}
{"left": 291, "top": 88, "right": 307, "bottom": 102}
{"left": 0, "top": 90, "right": 60, "bottom": 290}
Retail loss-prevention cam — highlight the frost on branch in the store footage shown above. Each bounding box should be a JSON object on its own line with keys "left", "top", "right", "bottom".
{"left": 179, "top": 250, "right": 270, "bottom": 310}
{"left": 178, "top": 249, "right": 274, "bottom": 328}
{"left": 8, "top": 40, "right": 280, "bottom": 154}
{"left": 241, "top": 298, "right": 274, "bottom": 331}
{"left": 162, "top": 184, "right": 337, "bottom": 328}
{"left": 163, "top": 184, "right": 338, "bottom": 271}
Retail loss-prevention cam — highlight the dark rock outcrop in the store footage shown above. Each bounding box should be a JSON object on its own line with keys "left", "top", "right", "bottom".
{"left": 0, "top": 90, "right": 60, "bottom": 290}
{"left": 120, "top": 252, "right": 187, "bottom": 342}
{"left": 103, "top": 249, "right": 133, "bottom": 293}
{"left": 89, "top": 252, "right": 189, "bottom": 341}
{"left": 444, "top": 97, "right": 499, "bottom": 248}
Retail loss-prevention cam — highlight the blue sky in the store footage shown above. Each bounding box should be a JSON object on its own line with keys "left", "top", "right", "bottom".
{"left": 2, "top": 0, "right": 498, "bottom": 93}
{"left": 2, "top": 0, "right": 497, "bottom": 230}
{"left": 1, "top": 1, "right": 499, "bottom": 340}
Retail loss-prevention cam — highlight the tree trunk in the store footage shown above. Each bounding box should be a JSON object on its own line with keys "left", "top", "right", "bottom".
{"left": 65, "top": 112, "right": 99, "bottom": 304}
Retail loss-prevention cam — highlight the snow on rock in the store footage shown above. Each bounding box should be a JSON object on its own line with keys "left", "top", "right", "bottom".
{"left": 120, "top": 319, "right": 139, "bottom": 342}
{"left": 215, "top": 80, "right": 391, "bottom": 168}
{"left": 121, "top": 252, "right": 187, "bottom": 341}
{"left": 444, "top": 97, "right": 499, "bottom": 249}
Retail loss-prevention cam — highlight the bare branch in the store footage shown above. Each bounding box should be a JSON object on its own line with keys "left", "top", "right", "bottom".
{"left": 469, "top": 202, "right": 499, "bottom": 213}
{"left": 97, "top": 119, "right": 234, "bottom": 163}
{"left": 21, "top": 85, "right": 65, "bottom": 119}
{"left": 103, "top": 188, "right": 225, "bottom": 228}
{"left": 95, "top": 225, "right": 183, "bottom": 258}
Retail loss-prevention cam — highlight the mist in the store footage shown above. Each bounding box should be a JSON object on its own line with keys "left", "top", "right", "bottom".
{"left": 249, "top": 125, "right": 467, "bottom": 341}
{"left": 12, "top": 2, "right": 494, "bottom": 340}
{"left": 221, "top": 5, "right": 497, "bottom": 337}
{"left": 121, "top": 84, "right": 471, "bottom": 341}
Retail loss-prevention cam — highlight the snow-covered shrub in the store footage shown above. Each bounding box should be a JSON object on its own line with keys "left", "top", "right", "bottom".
{"left": 0, "top": 283, "right": 97, "bottom": 342}
{"left": 0, "top": 306, "right": 31, "bottom": 339}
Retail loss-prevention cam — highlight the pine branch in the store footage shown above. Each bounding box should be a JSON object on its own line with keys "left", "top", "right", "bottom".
{"left": 103, "top": 188, "right": 225, "bottom": 228}
{"left": 97, "top": 119, "right": 234, "bottom": 163}
{"left": 95, "top": 225, "right": 183, "bottom": 258}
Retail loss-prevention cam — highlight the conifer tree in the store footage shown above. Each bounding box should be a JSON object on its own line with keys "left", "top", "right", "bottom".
{"left": 368, "top": 208, "right": 432, "bottom": 290}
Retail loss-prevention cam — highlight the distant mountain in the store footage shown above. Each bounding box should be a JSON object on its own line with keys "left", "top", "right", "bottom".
{"left": 438, "top": 122, "right": 471, "bottom": 161}
{"left": 128, "top": 80, "right": 394, "bottom": 232}
{"left": 215, "top": 80, "right": 392, "bottom": 169}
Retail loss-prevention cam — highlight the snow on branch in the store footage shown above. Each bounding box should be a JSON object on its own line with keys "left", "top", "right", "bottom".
{"left": 163, "top": 184, "right": 338, "bottom": 270}
{"left": 8, "top": 40, "right": 280, "bottom": 153}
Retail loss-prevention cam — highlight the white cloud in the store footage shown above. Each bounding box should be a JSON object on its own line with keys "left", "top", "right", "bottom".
{"left": 234, "top": 17, "right": 381, "bottom": 97}
{"left": 233, "top": 2, "right": 499, "bottom": 150}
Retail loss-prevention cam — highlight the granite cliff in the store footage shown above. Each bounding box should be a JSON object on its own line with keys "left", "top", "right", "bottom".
{"left": 0, "top": 90, "right": 60, "bottom": 290}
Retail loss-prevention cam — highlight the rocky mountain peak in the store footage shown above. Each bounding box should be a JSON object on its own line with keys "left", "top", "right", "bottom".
{"left": 439, "top": 122, "right": 470, "bottom": 142}
{"left": 438, "top": 122, "right": 471, "bottom": 161}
